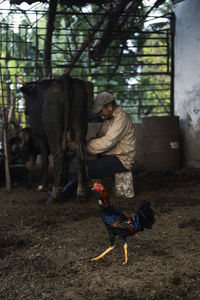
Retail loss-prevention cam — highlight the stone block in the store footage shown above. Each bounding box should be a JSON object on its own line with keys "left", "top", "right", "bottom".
{"left": 115, "top": 171, "right": 134, "bottom": 198}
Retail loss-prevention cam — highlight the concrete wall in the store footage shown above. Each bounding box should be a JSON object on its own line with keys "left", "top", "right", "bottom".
{"left": 174, "top": 0, "right": 200, "bottom": 167}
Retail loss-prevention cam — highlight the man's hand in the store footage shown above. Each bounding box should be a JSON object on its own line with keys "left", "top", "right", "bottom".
{"left": 67, "top": 141, "right": 76, "bottom": 151}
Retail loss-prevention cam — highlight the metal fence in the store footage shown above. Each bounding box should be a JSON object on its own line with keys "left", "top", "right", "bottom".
{"left": 0, "top": 6, "right": 173, "bottom": 126}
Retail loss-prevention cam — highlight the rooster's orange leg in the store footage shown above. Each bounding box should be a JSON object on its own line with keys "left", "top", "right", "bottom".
{"left": 91, "top": 246, "right": 115, "bottom": 261}
{"left": 122, "top": 243, "right": 128, "bottom": 265}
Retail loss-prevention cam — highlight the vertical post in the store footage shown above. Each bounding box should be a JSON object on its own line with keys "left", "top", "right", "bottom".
{"left": 0, "top": 69, "right": 11, "bottom": 192}
{"left": 88, "top": 30, "right": 91, "bottom": 76}
{"left": 36, "top": 11, "right": 39, "bottom": 80}
{"left": 170, "top": 13, "right": 175, "bottom": 117}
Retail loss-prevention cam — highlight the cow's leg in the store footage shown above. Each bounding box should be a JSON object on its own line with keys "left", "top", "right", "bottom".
{"left": 31, "top": 141, "right": 49, "bottom": 192}
{"left": 26, "top": 170, "right": 32, "bottom": 189}
{"left": 25, "top": 154, "right": 36, "bottom": 189}
{"left": 67, "top": 140, "right": 86, "bottom": 199}
{"left": 43, "top": 112, "right": 64, "bottom": 202}
{"left": 47, "top": 148, "right": 64, "bottom": 203}
{"left": 37, "top": 148, "right": 49, "bottom": 191}
{"left": 75, "top": 142, "right": 87, "bottom": 200}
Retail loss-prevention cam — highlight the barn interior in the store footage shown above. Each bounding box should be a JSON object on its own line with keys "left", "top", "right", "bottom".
{"left": 0, "top": 1, "right": 200, "bottom": 299}
{"left": 0, "top": 0, "right": 175, "bottom": 174}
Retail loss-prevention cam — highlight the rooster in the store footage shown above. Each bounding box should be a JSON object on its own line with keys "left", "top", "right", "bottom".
{"left": 91, "top": 182, "right": 155, "bottom": 264}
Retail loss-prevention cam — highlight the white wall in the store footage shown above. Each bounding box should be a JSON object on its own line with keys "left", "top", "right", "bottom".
{"left": 174, "top": 0, "right": 200, "bottom": 167}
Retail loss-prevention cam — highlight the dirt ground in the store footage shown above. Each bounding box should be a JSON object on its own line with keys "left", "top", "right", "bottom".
{"left": 0, "top": 168, "right": 200, "bottom": 300}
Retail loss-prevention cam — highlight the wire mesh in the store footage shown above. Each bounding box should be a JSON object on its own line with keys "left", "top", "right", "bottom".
{"left": 0, "top": 5, "right": 173, "bottom": 128}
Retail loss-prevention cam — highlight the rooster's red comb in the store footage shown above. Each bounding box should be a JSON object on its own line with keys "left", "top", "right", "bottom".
{"left": 93, "top": 182, "right": 104, "bottom": 192}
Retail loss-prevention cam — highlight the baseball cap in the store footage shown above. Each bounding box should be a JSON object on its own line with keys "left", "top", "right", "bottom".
{"left": 92, "top": 92, "right": 115, "bottom": 114}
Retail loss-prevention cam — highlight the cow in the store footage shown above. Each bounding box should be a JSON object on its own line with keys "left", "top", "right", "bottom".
{"left": 19, "top": 74, "right": 88, "bottom": 203}
{"left": 14, "top": 127, "right": 50, "bottom": 190}
{"left": 0, "top": 131, "right": 37, "bottom": 188}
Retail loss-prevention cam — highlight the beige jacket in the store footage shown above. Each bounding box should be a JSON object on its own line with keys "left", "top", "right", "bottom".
{"left": 87, "top": 106, "right": 136, "bottom": 170}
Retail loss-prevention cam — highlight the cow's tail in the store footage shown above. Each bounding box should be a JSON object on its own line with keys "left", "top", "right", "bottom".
{"left": 62, "top": 75, "right": 73, "bottom": 151}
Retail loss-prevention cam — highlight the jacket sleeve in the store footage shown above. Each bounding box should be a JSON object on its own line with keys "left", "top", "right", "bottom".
{"left": 87, "top": 113, "right": 128, "bottom": 154}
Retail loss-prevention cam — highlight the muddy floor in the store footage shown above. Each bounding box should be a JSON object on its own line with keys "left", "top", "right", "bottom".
{"left": 0, "top": 169, "right": 200, "bottom": 300}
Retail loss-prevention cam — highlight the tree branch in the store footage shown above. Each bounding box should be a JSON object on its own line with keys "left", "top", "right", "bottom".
{"left": 43, "top": 0, "right": 58, "bottom": 79}
{"left": 90, "top": 0, "right": 143, "bottom": 63}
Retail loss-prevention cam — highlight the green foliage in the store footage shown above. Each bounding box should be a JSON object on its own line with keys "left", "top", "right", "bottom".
{"left": 0, "top": 1, "right": 173, "bottom": 123}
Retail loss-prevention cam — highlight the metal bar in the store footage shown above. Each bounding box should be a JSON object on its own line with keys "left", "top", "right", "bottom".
{"left": 122, "top": 104, "right": 170, "bottom": 108}
{"left": 167, "top": 29, "right": 170, "bottom": 72}
{"left": 25, "top": 27, "right": 28, "bottom": 58}
{"left": 95, "top": 83, "right": 171, "bottom": 86}
{"left": 54, "top": 62, "right": 168, "bottom": 67}
{"left": 98, "top": 54, "right": 168, "bottom": 57}
{"left": 122, "top": 97, "right": 171, "bottom": 100}
{"left": 170, "top": 13, "right": 175, "bottom": 116}
{"left": 64, "top": 72, "right": 171, "bottom": 76}
{"left": 35, "top": 12, "right": 39, "bottom": 79}
{"left": 6, "top": 25, "right": 9, "bottom": 59}
{"left": 0, "top": 8, "right": 171, "bottom": 20}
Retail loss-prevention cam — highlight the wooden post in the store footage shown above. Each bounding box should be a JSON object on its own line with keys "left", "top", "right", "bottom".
{"left": 0, "top": 70, "right": 11, "bottom": 192}
{"left": 8, "top": 93, "right": 21, "bottom": 134}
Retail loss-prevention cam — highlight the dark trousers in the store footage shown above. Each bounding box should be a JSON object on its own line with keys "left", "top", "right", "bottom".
{"left": 87, "top": 155, "right": 128, "bottom": 179}
{"left": 61, "top": 155, "right": 128, "bottom": 194}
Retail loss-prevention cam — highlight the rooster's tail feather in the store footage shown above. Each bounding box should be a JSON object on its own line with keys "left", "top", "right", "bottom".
{"left": 133, "top": 201, "right": 155, "bottom": 232}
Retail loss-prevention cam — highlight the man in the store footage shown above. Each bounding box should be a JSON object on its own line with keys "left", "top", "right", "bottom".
{"left": 86, "top": 91, "right": 136, "bottom": 178}
{"left": 60, "top": 91, "right": 136, "bottom": 197}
